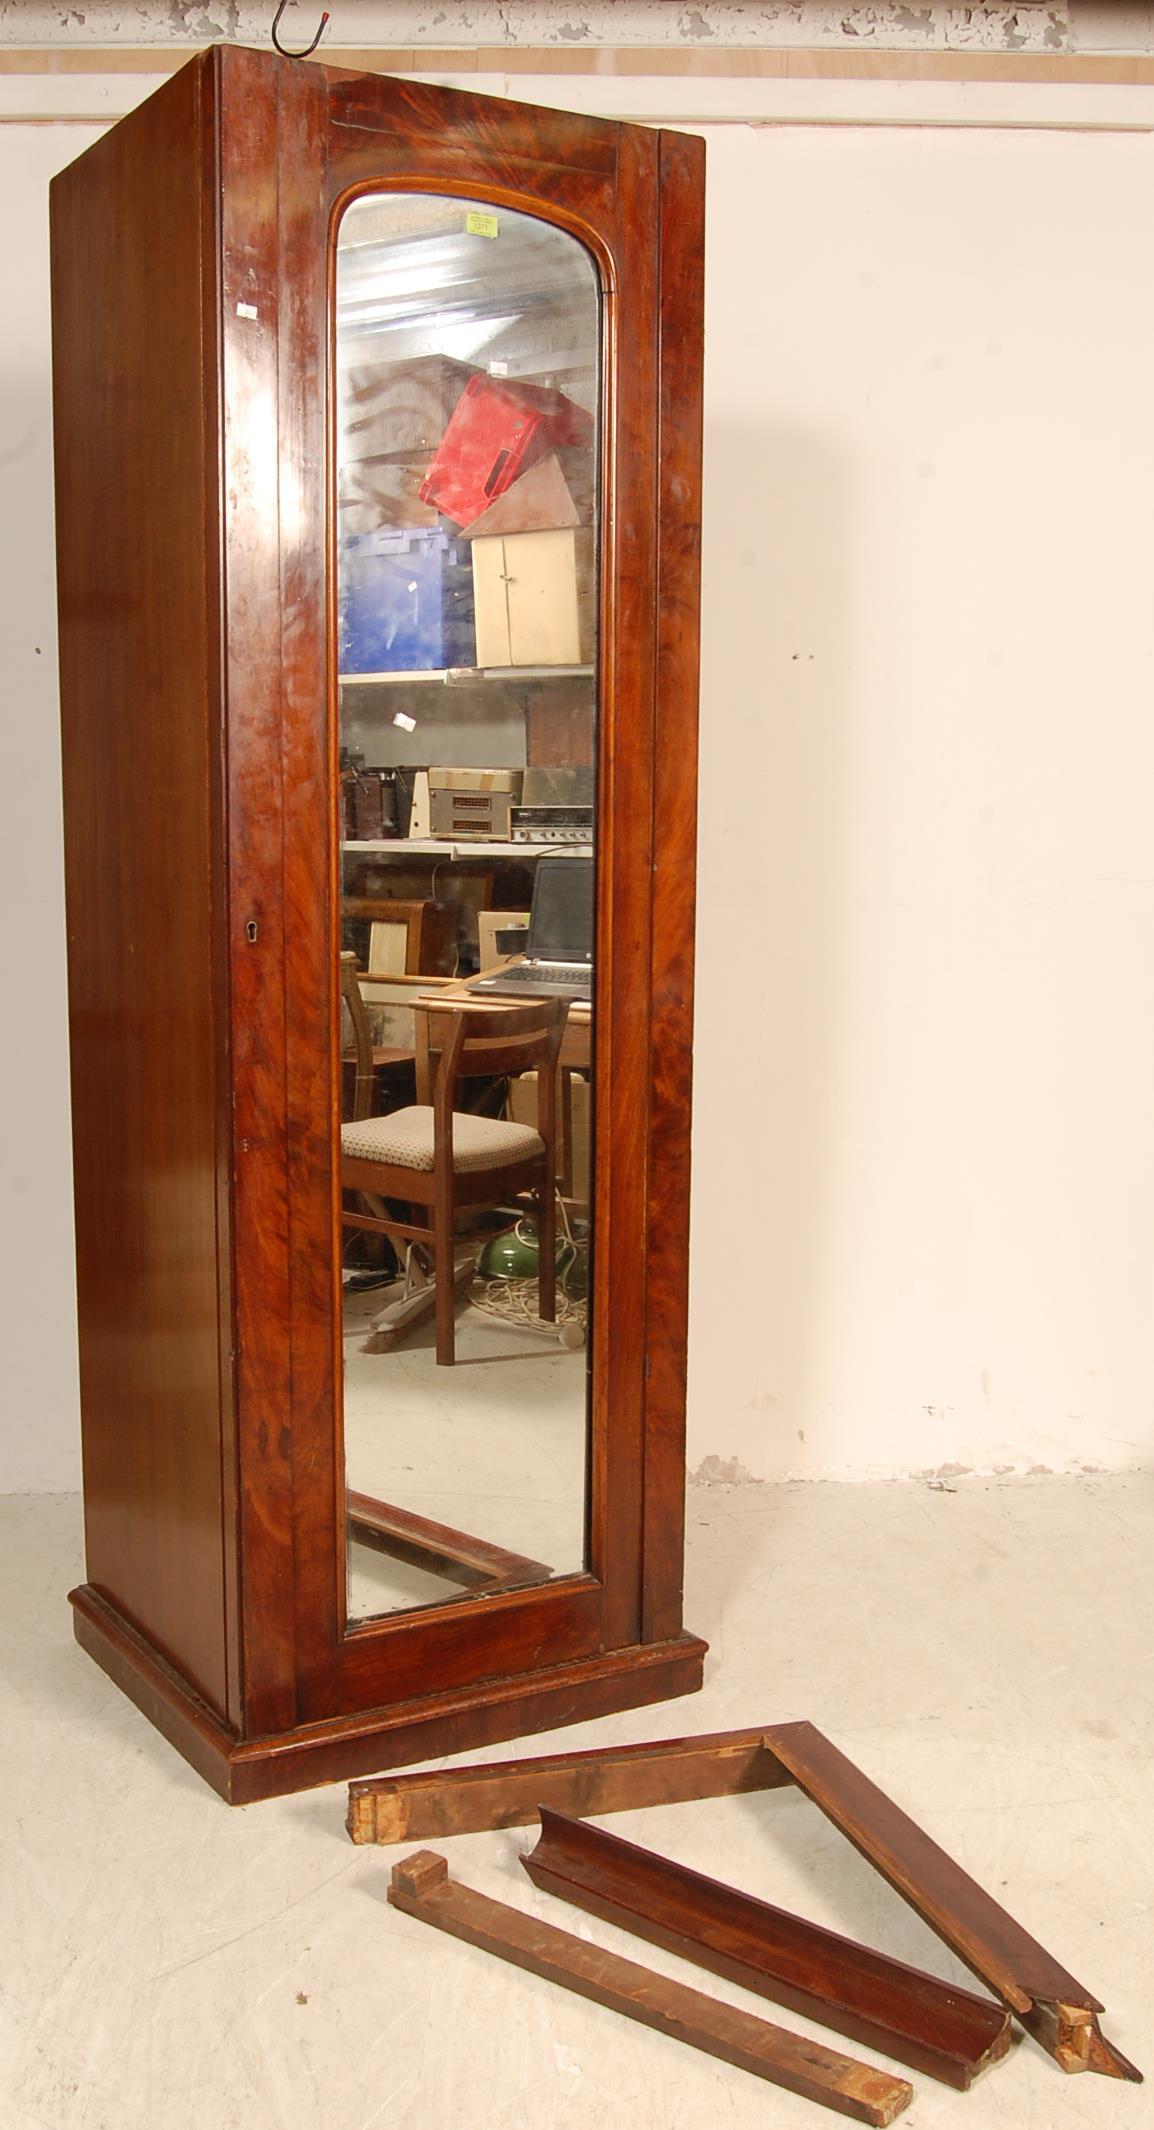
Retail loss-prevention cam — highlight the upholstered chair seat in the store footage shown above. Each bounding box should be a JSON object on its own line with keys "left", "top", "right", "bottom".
{"left": 341, "top": 1106, "right": 544, "bottom": 1176}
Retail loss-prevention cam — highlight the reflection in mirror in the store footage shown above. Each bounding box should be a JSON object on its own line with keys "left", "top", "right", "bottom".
{"left": 334, "top": 192, "right": 600, "bottom": 1622}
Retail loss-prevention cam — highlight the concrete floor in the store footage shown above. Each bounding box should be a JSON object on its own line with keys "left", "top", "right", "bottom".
{"left": 3, "top": 1474, "right": 1152, "bottom": 2130}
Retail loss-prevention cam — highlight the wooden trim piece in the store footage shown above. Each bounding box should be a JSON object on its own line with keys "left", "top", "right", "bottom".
{"left": 762, "top": 1722, "right": 1142, "bottom": 2083}
{"left": 523, "top": 1809, "right": 1012, "bottom": 2090}
{"left": 201, "top": 47, "right": 243, "bottom": 1742}
{"left": 347, "top": 1724, "right": 790, "bottom": 1843}
{"left": 276, "top": 46, "right": 351, "bottom": 1727}
{"left": 217, "top": 42, "right": 301, "bottom": 1739}
{"left": 588, "top": 115, "right": 661, "bottom": 1651}
{"left": 351, "top": 1715, "right": 1141, "bottom": 2084}
{"left": 640, "top": 121, "right": 704, "bottom": 1643}
{"left": 388, "top": 1850, "right": 913, "bottom": 2127}
{"left": 233, "top": 1631, "right": 705, "bottom": 1801}
{"left": 346, "top": 1491, "right": 552, "bottom": 1591}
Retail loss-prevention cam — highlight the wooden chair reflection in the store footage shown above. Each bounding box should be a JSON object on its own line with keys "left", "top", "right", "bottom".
{"left": 340, "top": 954, "right": 568, "bottom": 1365}
{"left": 341, "top": 895, "right": 457, "bottom": 976}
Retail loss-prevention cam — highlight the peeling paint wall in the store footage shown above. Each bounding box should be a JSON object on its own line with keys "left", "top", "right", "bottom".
{"left": 3, "top": 2, "right": 1154, "bottom": 56}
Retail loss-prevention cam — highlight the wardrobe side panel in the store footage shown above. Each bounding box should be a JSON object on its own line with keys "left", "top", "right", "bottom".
{"left": 51, "top": 56, "right": 237, "bottom": 1722}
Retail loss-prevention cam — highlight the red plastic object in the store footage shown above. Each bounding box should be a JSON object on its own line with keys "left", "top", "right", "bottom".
{"left": 419, "top": 374, "right": 593, "bottom": 527}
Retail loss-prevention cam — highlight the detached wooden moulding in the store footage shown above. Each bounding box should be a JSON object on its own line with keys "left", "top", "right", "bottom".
{"left": 51, "top": 44, "right": 706, "bottom": 1801}
{"left": 523, "top": 1808, "right": 1012, "bottom": 2090}
{"left": 766, "top": 1722, "right": 1142, "bottom": 2085}
{"left": 388, "top": 1850, "right": 914, "bottom": 2128}
{"left": 349, "top": 1719, "right": 1141, "bottom": 2085}
{"left": 347, "top": 1723, "right": 789, "bottom": 1842}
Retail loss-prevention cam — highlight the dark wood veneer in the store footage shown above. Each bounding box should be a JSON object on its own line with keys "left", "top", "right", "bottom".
{"left": 73, "top": 1585, "right": 705, "bottom": 1804}
{"left": 53, "top": 44, "right": 707, "bottom": 1800}
{"left": 389, "top": 1852, "right": 914, "bottom": 2127}
{"left": 51, "top": 57, "right": 236, "bottom": 1726}
{"left": 522, "top": 1810, "right": 1013, "bottom": 2089}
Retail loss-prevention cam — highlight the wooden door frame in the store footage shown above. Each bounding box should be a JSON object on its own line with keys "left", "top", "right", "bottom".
{"left": 217, "top": 47, "right": 706, "bottom": 1757}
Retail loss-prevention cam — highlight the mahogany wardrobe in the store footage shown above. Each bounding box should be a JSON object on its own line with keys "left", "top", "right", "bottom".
{"left": 50, "top": 41, "right": 706, "bottom": 1802}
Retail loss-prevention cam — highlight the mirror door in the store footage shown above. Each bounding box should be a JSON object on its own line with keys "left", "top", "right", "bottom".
{"left": 209, "top": 51, "right": 702, "bottom": 1766}
{"left": 332, "top": 192, "right": 600, "bottom": 1622}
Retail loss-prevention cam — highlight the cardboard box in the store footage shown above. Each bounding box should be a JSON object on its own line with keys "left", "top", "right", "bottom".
{"left": 427, "top": 766, "right": 523, "bottom": 793}
{"left": 471, "top": 528, "right": 595, "bottom": 668}
{"left": 427, "top": 766, "right": 523, "bottom": 840}
{"left": 509, "top": 1069, "right": 590, "bottom": 1201}
{"left": 339, "top": 460, "right": 440, "bottom": 532}
{"left": 343, "top": 355, "right": 478, "bottom": 462}
{"left": 458, "top": 450, "right": 590, "bottom": 542}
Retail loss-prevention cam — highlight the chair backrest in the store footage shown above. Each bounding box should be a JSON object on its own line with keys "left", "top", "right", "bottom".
{"left": 368, "top": 917, "right": 410, "bottom": 977}
{"left": 339, "top": 951, "right": 377, "bottom": 1122}
{"left": 417, "top": 996, "right": 569, "bottom": 1154}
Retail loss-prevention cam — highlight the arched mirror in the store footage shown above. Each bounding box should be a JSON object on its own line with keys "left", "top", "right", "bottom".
{"left": 333, "top": 192, "right": 601, "bottom": 1621}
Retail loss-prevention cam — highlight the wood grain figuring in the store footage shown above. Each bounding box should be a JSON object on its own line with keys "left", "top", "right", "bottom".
{"left": 347, "top": 1725, "right": 790, "bottom": 1844}
{"left": 51, "top": 54, "right": 235, "bottom": 1724}
{"left": 642, "top": 126, "right": 706, "bottom": 1643}
{"left": 201, "top": 55, "right": 243, "bottom": 1735}
{"left": 763, "top": 1723, "right": 1142, "bottom": 2083}
{"left": 591, "top": 119, "right": 660, "bottom": 1653}
{"left": 270, "top": 50, "right": 345, "bottom": 1726}
{"left": 524, "top": 1810, "right": 1013, "bottom": 2090}
{"left": 388, "top": 1852, "right": 913, "bottom": 2126}
{"left": 231, "top": 1631, "right": 706, "bottom": 1802}
{"left": 326, "top": 69, "right": 619, "bottom": 181}
{"left": 216, "top": 44, "right": 301, "bottom": 1739}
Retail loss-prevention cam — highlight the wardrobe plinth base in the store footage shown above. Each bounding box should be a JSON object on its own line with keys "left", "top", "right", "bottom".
{"left": 70, "top": 1585, "right": 708, "bottom": 1804}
